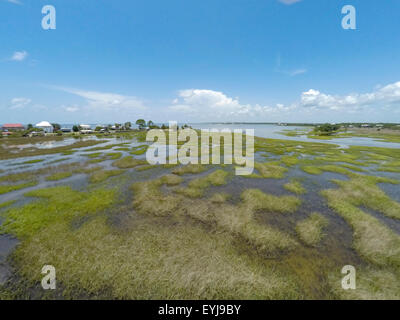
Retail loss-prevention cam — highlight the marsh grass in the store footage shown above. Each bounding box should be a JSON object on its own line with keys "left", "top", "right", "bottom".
{"left": 0, "top": 139, "right": 106, "bottom": 160}
{"left": 89, "top": 170, "right": 125, "bottom": 183}
{"left": 45, "top": 172, "right": 73, "bottom": 181}
{"left": 300, "top": 165, "right": 356, "bottom": 177}
{"left": 0, "top": 181, "right": 38, "bottom": 195}
{"left": 280, "top": 155, "right": 300, "bottom": 167}
{"left": 248, "top": 162, "right": 288, "bottom": 179}
{"left": 296, "top": 213, "right": 328, "bottom": 246}
{"left": 134, "top": 164, "right": 158, "bottom": 171}
{"left": 241, "top": 189, "right": 301, "bottom": 213}
{"left": 172, "top": 164, "right": 207, "bottom": 175}
{"left": 0, "top": 162, "right": 86, "bottom": 184}
{"left": 209, "top": 192, "right": 231, "bottom": 203}
{"left": 2, "top": 133, "right": 400, "bottom": 299}
{"left": 8, "top": 214, "right": 301, "bottom": 299}
{"left": 0, "top": 200, "right": 16, "bottom": 209}
{"left": 84, "top": 152, "right": 103, "bottom": 158}
{"left": 175, "top": 169, "right": 230, "bottom": 198}
{"left": 104, "top": 152, "right": 122, "bottom": 160}
{"left": 21, "top": 159, "right": 44, "bottom": 164}
{"left": 0, "top": 186, "right": 115, "bottom": 239}
{"left": 130, "top": 145, "right": 149, "bottom": 155}
{"left": 284, "top": 179, "right": 306, "bottom": 195}
{"left": 132, "top": 174, "right": 299, "bottom": 255}
{"left": 329, "top": 267, "right": 400, "bottom": 300}
{"left": 112, "top": 156, "right": 146, "bottom": 169}
{"left": 322, "top": 176, "right": 400, "bottom": 268}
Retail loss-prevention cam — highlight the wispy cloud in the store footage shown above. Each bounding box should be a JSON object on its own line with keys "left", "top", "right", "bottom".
{"left": 289, "top": 68, "right": 307, "bottom": 76}
{"left": 52, "top": 86, "right": 147, "bottom": 111}
{"left": 10, "top": 97, "right": 31, "bottom": 109}
{"left": 5, "top": 0, "right": 22, "bottom": 5}
{"left": 11, "top": 51, "right": 28, "bottom": 61}
{"left": 278, "top": 0, "right": 302, "bottom": 5}
{"left": 275, "top": 54, "right": 307, "bottom": 77}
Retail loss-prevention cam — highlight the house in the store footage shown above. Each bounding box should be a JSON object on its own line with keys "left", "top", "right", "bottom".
{"left": 2, "top": 123, "right": 25, "bottom": 131}
{"left": 35, "top": 121, "right": 54, "bottom": 133}
{"left": 79, "top": 124, "right": 93, "bottom": 134}
{"left": 361, "top": 124, "right": 371, "bottom": 128}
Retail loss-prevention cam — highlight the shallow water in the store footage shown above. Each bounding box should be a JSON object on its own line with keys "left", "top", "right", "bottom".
{"left": 191, "top": 123, "right": 400, "bottom": 148}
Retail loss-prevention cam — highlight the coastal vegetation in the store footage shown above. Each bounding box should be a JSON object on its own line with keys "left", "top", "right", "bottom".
{"left": 0, "top": 125, "right": 399, "bottom": 299}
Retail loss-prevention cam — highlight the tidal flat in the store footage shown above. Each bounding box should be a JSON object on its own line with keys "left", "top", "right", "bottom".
{"left": 0, "top": 131, "right": 399, "bottom": 300}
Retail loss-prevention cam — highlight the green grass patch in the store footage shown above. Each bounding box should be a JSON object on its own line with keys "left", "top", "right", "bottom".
{"left": 0, "top": 181, "right": 38, "bottom": 195}
{"left": 284, "top": 179, "right": 306, "bottom": 195}
{"left": 249, "top": 162, "right": 288, "bottom": 179}
{"left": 130, "top": 145, "right": 149, "bottom": 155}
{"left": 172, "top": 164, "right": 207, "bottom": 175}
{"left": 21, "top": 159, "right": 44, "bottom": 164}
{"left": 296, "top": 213, "right": 328, "bottom": 246}
{"left": 45, "top": 172, "right": 73, "bottom": 181}
{"left": 89, "top": 170, "right": 124, "bottom": 183}
{"left": 112, "top": 156, "right": 146, "bottom": 169}
{"left": 322, "top": 174, "right": 400, "bottom": 268}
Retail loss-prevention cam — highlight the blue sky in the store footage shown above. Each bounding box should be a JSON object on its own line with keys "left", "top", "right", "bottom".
{"left": 1, "top": 0, "right": 400, "bottom": 124}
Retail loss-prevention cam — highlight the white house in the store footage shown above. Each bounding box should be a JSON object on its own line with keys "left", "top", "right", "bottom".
{"left": 35, "top": 121, "right": 53, "bottom": 133}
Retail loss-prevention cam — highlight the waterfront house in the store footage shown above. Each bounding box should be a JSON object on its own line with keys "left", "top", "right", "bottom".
{"left": 2, "top": 123, "right": 25, "bottom": 131}
{"left": 35, "top": 121, "right": 54, "bottom": 133}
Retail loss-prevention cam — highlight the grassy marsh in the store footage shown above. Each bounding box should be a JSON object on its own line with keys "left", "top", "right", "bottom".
{"left": 296, "top": 213, "right": 328, "bottom": 246}
{"left": 1, "top": 132, "right": 400, "bottom": 299}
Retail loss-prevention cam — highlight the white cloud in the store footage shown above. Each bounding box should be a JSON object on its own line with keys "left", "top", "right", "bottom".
{"left": 168, "top": 89, "right": 296, "bottom": 121}
{"left": 65, "top": 106, "right": 79, "bottom": 112}
{"left": 168, "top": 81, "right": 400, "bottom": 122}
{"left": 275, "top": 54, "right": 307, "bottom": 77}
{"left": 169, "top": 89, "right": 250, "bottom": 119}
{"left": 55, "top": 87, "right": 146, "bottom": 111}
{"left": 11, "top": 51, "right": 28, "bottom": 61}
{"left": 289, "top": 69, "right": 307, "bottom": 76}
{"left": 278, "top": 0, "right": 302, "bottom": 5}
{"left": 10, "top": 97, "right": 31, "bottom": 109}
{"left": 300, "top": 81, "right": 400, "bottom": 111}
{"left": 5, "top": 0, "right": 22, "bottom": 5}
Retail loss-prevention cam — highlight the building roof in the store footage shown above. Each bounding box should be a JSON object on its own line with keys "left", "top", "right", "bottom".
{"left": 36, "top": 121, "right": 52, "bottom": 127}
{"left": 2, "top": 123, "right": 24, "bottom": 128}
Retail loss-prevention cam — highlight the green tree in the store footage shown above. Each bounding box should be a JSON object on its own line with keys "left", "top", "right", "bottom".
{"left": 315, "top": 123, "right": 340, "bottom": 135}
{"left": 52, "top": 123, "right": 61, "bottom": 131}
{"left": 136, "top": 119, "right": 146, "bottom": 130}
{"left": 124, "top": 122, "right": 132, "bottom": 130}
{"left": 72, "top": 125, "right": 79, "bottom": 133}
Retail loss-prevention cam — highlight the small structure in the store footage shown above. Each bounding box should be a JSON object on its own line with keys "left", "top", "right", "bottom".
{"left": 80, "top": 124, "right": 91, "bottom": 130}
{"left": 79, "top": 124, "right": 93, "bottom": 134}
{"left": 61, "top": 128, "right": 72, "bottom": 133}
{"left": 35, "top": 121, "right": 53, "bottom": 133}
{"left": 2, "top": 123, "right": 24, "bottom": 131}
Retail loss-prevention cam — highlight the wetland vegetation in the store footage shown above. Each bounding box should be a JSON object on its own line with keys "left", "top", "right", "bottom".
{"left": 0, "top": 128, "right": 399, "bottom": 300}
